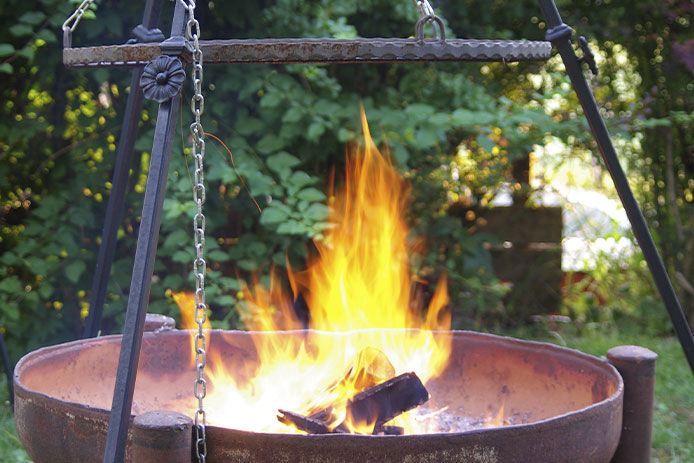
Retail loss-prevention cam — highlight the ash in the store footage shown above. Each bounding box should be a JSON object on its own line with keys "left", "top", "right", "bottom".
{"left": 411, "top": 406, "right": 531, "bottom": 433}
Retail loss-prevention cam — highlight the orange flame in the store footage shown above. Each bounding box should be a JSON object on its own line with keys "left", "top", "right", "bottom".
{"left": 171, "top": 290, "right": 211, "bottom": 330}
{"left": 174, "top": 109, "right": 452, "bottom": 434}
{"left": 485, "top": 400, "right": 505, "bottom": 428}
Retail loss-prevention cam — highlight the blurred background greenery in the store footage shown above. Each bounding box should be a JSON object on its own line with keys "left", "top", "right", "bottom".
{"left": 0, "top": 0, "right": 692, "bottom": 459}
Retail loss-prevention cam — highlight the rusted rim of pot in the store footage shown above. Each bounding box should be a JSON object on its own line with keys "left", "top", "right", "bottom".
{"left": 14, "top": 329, "right": 624, "bottom": 436}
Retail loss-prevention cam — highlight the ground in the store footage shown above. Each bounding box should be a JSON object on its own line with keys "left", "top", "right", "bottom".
{"left": 0, "top": 330, "right": 691, "bottom": 462}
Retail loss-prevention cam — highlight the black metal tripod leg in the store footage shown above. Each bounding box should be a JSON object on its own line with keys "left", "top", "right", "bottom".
{"left": 102, "top": 94, "right": 180, "bottom": 463}
{"left": 537, "top": 0, "right": 694, "bottom": 374}
{"left": 83, "top": 0, "right": 164, "bottom": 339}
{"left": 0, "top": 331, "right": 13, "bottom": 406}
{"left": 102, "top": 2, "right": 188, "bottom": 460}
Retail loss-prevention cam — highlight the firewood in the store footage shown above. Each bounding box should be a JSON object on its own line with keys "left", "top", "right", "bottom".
{"left": 345, "top": 372, "right": 429, "bottom": 428}
{"left": 277, "top": 372, "right": 429, "bottom": 435}
{"left": 277, "top": 409, "right": 332, "bottom": 434}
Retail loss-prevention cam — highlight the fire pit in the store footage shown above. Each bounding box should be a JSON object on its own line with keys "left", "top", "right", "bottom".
{"left": 15, "top": 327, "right": 622, "bottom": 462}
{"left": 19, "top": 0, "right": 687, "bottom": 461}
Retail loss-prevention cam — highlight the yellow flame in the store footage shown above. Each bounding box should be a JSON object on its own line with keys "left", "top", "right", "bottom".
{"left": 174, "top": 109, "right": 452, "bottom": 434}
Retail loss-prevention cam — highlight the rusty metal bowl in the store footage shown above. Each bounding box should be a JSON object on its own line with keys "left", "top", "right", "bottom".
{"left": 14, "top": 329, "right": 623, "bottom": 462}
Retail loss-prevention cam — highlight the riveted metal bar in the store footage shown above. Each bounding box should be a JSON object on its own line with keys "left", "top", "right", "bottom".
{"left": 537, "top": 0, "right": 694, "bottom": 374}
{"left": 63, "top": 38, "right": 552, "bottom": 68}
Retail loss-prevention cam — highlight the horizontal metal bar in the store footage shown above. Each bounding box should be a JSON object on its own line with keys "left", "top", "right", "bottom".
{"left": 64, "top": 38, "right": 551, "bottom": 68}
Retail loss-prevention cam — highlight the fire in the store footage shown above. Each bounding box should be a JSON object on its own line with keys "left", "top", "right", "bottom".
{"left": 171, "top": 290, "right": 211, "bottom": 330}
{"left": 175, "top": 109, "right": 452, "bottom": 434}
{"left": 485, "top": 401, "right": 505, "bottom": 428}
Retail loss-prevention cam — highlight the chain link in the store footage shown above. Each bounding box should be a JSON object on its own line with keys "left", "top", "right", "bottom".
{"left": 412, "top": 0, "right": 435, "bottom": 20}
{"left": 62, "top": 0, "right": 97, "bottom": 48}
{"left": 179, "top": 0, "right": 208, "bottom": 461}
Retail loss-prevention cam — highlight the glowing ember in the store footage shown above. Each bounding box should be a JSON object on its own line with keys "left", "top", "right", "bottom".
{"left": 175, "top": 110, "right": 452, "bottom": 434}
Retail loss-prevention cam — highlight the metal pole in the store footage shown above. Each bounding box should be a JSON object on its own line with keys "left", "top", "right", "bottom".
{"left": 83, "top": 0, "right": 164, "bottom": 339}
{"left": 0, "top": 331, "right": 13, "bottom": 406}
{"left": 537, "top": 0, "right": 694, "bottom": 374}
{"left": 102, "top": 2, "right": 188, "bottom": 461}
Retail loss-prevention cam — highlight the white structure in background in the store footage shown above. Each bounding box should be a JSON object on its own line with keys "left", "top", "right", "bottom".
{"left": 490, "top": 139, "right": 637, "bottom": 272}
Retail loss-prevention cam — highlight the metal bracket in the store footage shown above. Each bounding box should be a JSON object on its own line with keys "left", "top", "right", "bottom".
{"left": 129, "top": 24, "right": 166, "bottom": 44}
{"left": 577, "top": 36, "right": 598, "bottom": 76}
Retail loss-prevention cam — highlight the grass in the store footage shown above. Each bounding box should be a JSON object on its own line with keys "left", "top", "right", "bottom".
{"left": 0, "top": 329, "right": 691, "bottom": 462}
{"left": 0, "top": 378, "right": 30, "bottom": 462}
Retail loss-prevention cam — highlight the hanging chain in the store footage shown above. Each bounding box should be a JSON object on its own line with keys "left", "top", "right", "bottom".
{"left": 412, "top": 0, "right": 435, "bottom": 20}
{"left": 179, "top": 0, "right": 208, "bottom": 461}
{"left": 62, "top": 0, "right": 96, "bottom": 48}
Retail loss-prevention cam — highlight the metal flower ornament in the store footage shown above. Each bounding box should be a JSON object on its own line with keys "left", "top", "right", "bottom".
{"left": 140, "top": 55, "right": 186, "bottom": 103}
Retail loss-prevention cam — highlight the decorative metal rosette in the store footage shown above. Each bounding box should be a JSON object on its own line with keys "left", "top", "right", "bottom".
{"left": 140, "top": 55, "right": 185, "bottom": 103}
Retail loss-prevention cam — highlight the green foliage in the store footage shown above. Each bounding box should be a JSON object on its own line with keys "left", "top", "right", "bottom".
{"left": 1, "top": 0, "right": 686, "bottom": 364}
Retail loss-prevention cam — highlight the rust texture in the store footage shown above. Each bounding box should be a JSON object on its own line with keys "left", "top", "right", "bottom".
{"left": 607, "top": 345, "right": 658, "bottom": 463}
{"left": 15, "top": 329, "right": 623, "bottom": 463}
{"left": 63, "top": 38, "right": 552, "bottom": 68}
{"left": 143, "top": 313, "right": 175, "bottom": 332}
{"left": 131, "top": 410, "right": 193, "bottom": 463}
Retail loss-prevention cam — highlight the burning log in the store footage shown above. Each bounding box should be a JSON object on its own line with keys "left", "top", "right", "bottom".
{"left": 277, "top": 410, "right": 332, "bottom": 434}
{"left": 277, "top": 372, "right": 429, "bottom": 435}
{"left": 345, "top": 372, "right": 429, "bottom": 429}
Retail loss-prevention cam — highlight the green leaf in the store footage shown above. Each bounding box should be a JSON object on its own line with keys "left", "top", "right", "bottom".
{"left": 415, "top": 127, "right": 438, "bottom": 148}
{"left": 307, "top": 121, "right": 325, "bottom": 140}
{"left": 235, "top": 117, "right": 264, "bottom": 136}
{"left": 9, "top": 24, "right": 33, "bottom": 37}
{"left": 476, "top": 134, "right": 495, "bottom": 152}
{"left": 65, "top": 260, "right": 86, "bottom": 283}
{"left": 282, "top": 106, "right": 304, "bottom": 123}
{"left": 17, "top": 47, "right": 35, "bottom": 61}
{"left": 303, "top": 203, "right": 331, "bottom": 221}
{"left": 0, "top": 63, "right": 13, "bottom": 74}
{"left": 38, "top": 283, "right": 54, "bottom": 299}
{"left": 429, "top": 113, "right": 450, "bottom": 127}
{"left": 260, "top": 91, "right": 282, "bottom": 108}
{"left": 0, "top": 276, "right": 22, "bottom": 293}
{"left": 288, "top": 171, "right": 312, "bottom": 187}
{"left": 405, "top": 103, "right": 435, "bottom": 118}
{"left": 256, "top": 134, "right": 285, "bottom": 154}
{"left": 172, "top": 250, "right": 192, "bottom": 263}
{"left": 277, "top": 220, "right": 306, "bottom": 235}
{"left": 208, "top": 249, "right": 231, "bottom": 262}
{"left": 0, "top": 43, "right": 15, "bottom": 58}
{"left": 217, "top": 277, "right": 241, "bottom": 291}
{"left": 19, "top": 11, "right": 46, "bottom": 25}
{"left": 296, "top": 187, "right": 325, "bottom": 202}
{"left": 267, "top": 151, "right": 300, "bottom": 172}
{"left": 37, "top": 29, "right": 57, "bottom": 43}
{"left": 259, "top": 206, "right": 289, "bottom": 225}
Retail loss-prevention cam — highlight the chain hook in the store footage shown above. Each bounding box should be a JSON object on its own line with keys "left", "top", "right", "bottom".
{"left": 412, "top": 0, "right": 446, "bottom": 42}
{"left": 413, "top": 0, "right": 435, "bottom": 19}
{"left": 62, "top": 0, "right": 96, "bottom": 49}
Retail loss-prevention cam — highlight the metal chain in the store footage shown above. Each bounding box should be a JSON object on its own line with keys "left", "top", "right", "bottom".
{"left": 62, "top": 0, "right": 97, "bottom": 48}
{"left": 179, "top": 0, "right": 208, "bottom": 461}
{"left": 412, "top": 0, "right": 435, "bottom": 20}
